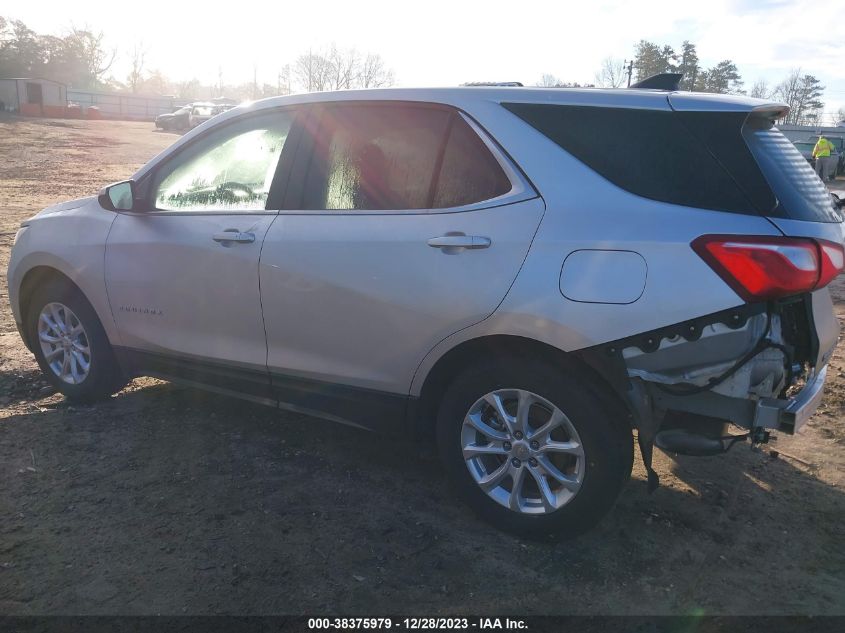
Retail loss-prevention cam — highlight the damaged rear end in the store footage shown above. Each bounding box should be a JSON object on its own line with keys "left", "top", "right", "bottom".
{"left": 616, "top": 98, "right": 844, "bottom": 475}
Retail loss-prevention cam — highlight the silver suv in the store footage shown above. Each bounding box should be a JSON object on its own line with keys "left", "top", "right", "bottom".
{"left": 8, "top": 86, "right": 844, "bottom": 537}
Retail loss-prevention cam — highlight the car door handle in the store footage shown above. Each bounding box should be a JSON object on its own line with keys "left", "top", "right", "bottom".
{"left": 427, "top": 235, "right": 491, "bottom": 249}
{"left": 213, "top": 231, "right": 255, "bottom": 244}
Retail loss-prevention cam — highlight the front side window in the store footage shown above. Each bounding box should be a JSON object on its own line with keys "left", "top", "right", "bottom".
{"left": 301, "top": 104, "right": 512, "bottom": 211}
{"left": 152, "top": 111, "right": 292, "bottom": 212}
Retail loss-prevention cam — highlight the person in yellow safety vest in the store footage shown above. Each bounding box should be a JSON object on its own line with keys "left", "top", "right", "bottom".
{"left": 812, "top": 135, "right": 836, "bottom": 182}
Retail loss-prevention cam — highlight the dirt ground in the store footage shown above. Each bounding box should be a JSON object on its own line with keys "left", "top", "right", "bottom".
{"left": 0, "top": 116, "right": 844, "bottom": 616}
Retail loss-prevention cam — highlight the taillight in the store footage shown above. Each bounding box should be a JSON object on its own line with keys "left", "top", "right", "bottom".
{"left": 818, "top": 239, "right": 845, "bottom": 289}
{"left": 692, "top": 235, "right": 845, "bottom": 302}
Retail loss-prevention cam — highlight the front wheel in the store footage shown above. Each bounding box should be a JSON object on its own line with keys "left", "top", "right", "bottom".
{"left": 27, "top": 279, "right": 126, "bottom": 403}
{"left": 436, "top": 356, "right": 633, "bottom": 539}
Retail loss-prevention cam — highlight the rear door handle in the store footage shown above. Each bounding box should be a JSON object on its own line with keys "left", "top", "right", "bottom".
{"left": 213, "top": 231, "right": 255, "bottom": 244}
{"left": 427, "top": 235, "right": 491, "bottom": 249}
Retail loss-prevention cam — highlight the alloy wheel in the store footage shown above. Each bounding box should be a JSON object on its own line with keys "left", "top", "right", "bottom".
{"left": 37, "top": 302, "right": 91, "bottom": 385}
{"left": 460, "top": 389, "right": 585, "bottom": 514}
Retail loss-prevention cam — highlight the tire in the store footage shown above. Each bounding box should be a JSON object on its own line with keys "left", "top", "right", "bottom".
{"left": 436, "top": 355, "right": 633, "bottom": 539}
{"left": 26, "top": 278, "right": 126, "bottom": 403}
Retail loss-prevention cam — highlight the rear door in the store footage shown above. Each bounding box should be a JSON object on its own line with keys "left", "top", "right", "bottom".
{"left": 259, "top": 102, "right": 543, "bottom": 427}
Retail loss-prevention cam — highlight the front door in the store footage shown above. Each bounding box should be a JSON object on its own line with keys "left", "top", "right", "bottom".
{"left": 259, "top": 102, "right": 543, "bottom": 427}
{"left": 105, "top": 109, "right": 295, "bottom": 402}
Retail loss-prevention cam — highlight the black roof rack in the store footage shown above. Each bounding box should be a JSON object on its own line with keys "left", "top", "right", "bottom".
{"left": 630, "top": 73, "right": 683, "bottom": 91}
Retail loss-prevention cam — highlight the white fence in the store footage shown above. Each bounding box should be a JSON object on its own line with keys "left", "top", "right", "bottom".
{"left": 779, "top": 124, "right": 845, "bottom": 143}
{"left": 67, "top": 89, "right": 190, "bottom": 120}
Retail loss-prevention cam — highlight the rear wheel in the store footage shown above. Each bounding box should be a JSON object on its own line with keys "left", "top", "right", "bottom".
{"left": 436, "top": 356, "right": 633, "bottom": 539}
{"left": 27, "top": 279, "right": 126, "bottom": 403}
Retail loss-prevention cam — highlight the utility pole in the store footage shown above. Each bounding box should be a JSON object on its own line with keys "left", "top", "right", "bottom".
{"left": 623, "top": 59, "right": 634, "bottom": 87}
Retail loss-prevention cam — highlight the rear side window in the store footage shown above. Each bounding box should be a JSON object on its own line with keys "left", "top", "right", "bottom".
{"left": 503, "top": 103, "right": 753, "bottom": 213}
{"left": 434, "top": 116, "right": 513, "bottom": 208}
{"left": 743, "top": 118, "right": 841, "bottom": 223}
{"left": 301, "top": 104, "right": 512, "bottom": 211}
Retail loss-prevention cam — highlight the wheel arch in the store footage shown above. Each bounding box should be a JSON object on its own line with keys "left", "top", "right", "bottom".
{"left": 17, "top": 266, "right": 91, "bottom": 351}
{"left": 412, "top": 334, "right": 634, "bottom": 440}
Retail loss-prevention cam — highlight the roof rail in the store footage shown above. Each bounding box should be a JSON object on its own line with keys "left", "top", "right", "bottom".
{"left": 461, "top": 81, "right": 524, "bottom": 87}
{"left": 630, "top": 73, "right": 683, "bottom": 91}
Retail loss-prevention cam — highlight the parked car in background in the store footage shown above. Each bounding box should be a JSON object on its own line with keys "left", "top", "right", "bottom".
{"left": 187, "top": 102, "right": 216, "bottom": 128}
{"left": 154, "top": 105, "right": 191, "bottom": 131}
{"left": 155, "top": 102, "right": 222, "bottom": 132}
{"left": 212, "top": 104, "right": 236, "bottom": 117}
{"left": 8, "top": 86, "right": 845, "bottom": 538}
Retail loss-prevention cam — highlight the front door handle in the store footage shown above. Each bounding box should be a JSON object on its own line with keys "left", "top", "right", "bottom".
{"left": 427, "top": 235, "right": 491, "bottom": 249}
{"left": 213, "top": 231, "right": 255, "bottom": 244}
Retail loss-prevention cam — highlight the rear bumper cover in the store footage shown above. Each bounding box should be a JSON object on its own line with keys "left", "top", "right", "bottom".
{"left": 755, "top": 365, "right": 828, "bottom": 434}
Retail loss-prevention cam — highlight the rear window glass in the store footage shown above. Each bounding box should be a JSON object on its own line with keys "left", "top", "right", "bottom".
{"left": 503, "top": 103, "right": 754, "bottom": 214}
{"left": 743, "top": 119, "right": 841, "bottom": 223}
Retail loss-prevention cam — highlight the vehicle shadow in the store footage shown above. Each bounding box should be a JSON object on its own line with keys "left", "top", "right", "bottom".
{"left": 0, "top": 380, "right": 843, "bottom": 616}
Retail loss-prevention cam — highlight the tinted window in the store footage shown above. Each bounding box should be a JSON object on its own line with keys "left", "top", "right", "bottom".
{"left": 503, "top": 103, "right": 754, "bottom": 214}
{"left": 152, "top": 111, "right": 292, "bottom": 212}
{"left": 301, "top": 104, "right": 512, "bottom": 211}
{"left": 434, "top": 116, "right": 512, "bottom": 208}
{"left": 743, "top": 118, "right": 841, "bottom": 223}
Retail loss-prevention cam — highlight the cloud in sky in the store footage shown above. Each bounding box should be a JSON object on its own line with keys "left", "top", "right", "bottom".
{"left": 7, "top": 0, "right": 845, "bottom": 120}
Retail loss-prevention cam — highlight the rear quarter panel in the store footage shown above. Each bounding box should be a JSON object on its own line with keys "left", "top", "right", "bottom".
{"left": 411, "top": 108, "right": 784, "bottom": 395}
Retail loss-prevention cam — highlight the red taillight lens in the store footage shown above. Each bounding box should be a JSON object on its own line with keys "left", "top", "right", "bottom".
{"left": 818, "top": 239, "right": 845, "bottom": 289}
{"left": 692, "top": 235, "right": 845, "bottom": 302}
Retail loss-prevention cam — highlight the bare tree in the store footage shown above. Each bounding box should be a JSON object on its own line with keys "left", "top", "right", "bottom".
{"left": 277, "top": 64, "right": 292, "bottom": 95}
{"left": 537, "top": 73, "right": 564, "bottom": 87}
{"left": 294, "top": 45, "right": 394, "bottom": 92}
{"left": 176, "top": 78, "right": 200, "bottom": 100}
{"left": 359, "top": 52, "right": 394, "bottom": 88}
{"left": 294, "top": 49, "right": 333, "bottom": 92}
{"left": 68, "top": 27, "right": 115, "bottom": 88}
{"left": 142, "top": 69, "right": 168, "bottom": 95}
{"left": 327, "top": 45, "right": 358, "bottom": 90}
{"left": 594, "top": 57, "right": 625, "bottom": 88}
{"left": 773, "top": 69, "right": 825, "bottom": 125}
{"left": 749, "top": 78, "right": 769, "bottom": 99}
{"left": 127, "top": 42, "right": 146, "bottom": 93}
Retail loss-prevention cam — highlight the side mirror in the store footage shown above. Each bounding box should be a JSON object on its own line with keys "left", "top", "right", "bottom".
{"left": 98, "top": 180, "right": 137, "bottom": 211}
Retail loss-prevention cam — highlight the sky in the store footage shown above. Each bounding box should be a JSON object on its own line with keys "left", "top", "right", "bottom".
{"left": 8, "top": 0, "right": 845, "bottom": 123}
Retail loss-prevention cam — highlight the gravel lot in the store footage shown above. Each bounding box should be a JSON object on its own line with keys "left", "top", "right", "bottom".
{"left": 1, "top": 116, "right": 844, "bottom": 616}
